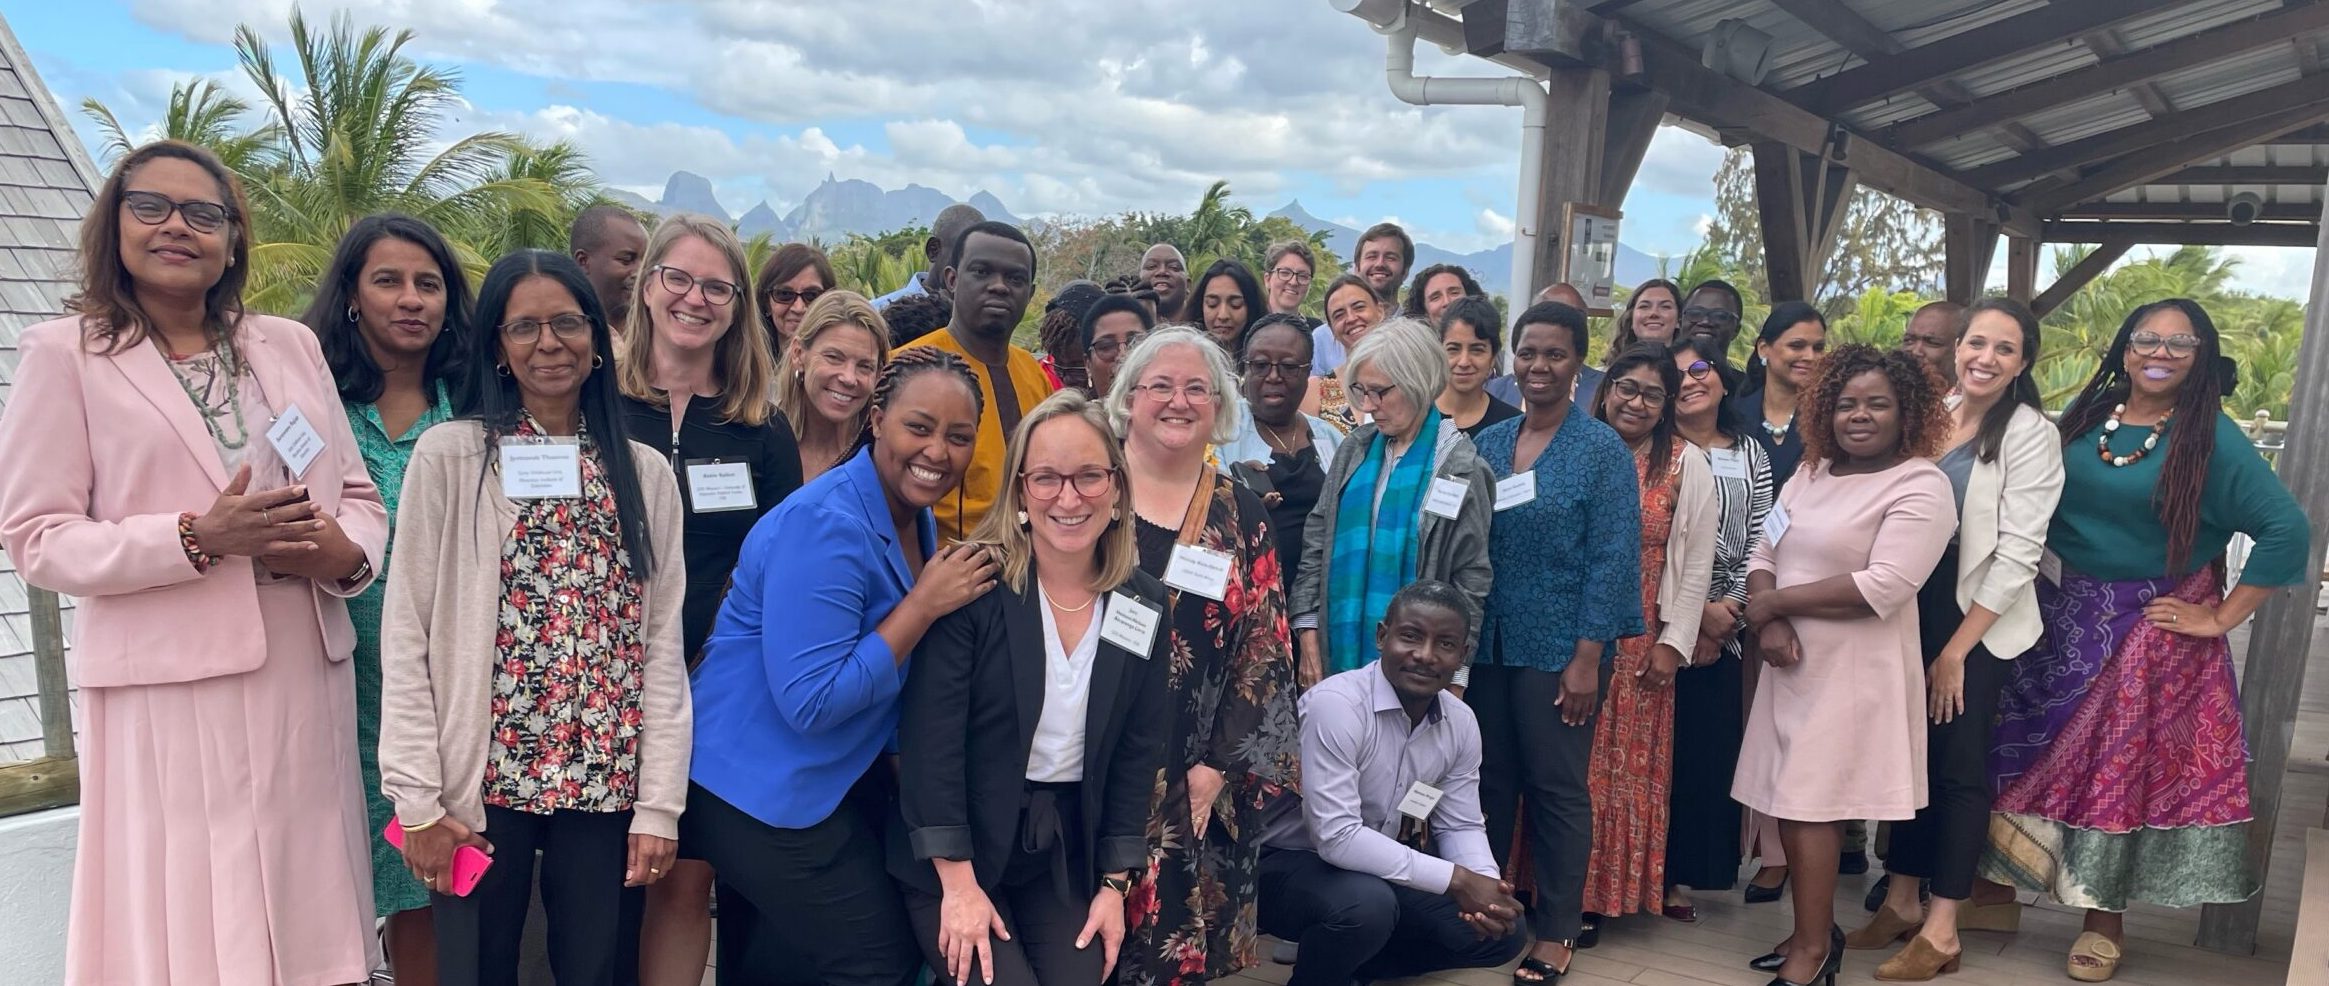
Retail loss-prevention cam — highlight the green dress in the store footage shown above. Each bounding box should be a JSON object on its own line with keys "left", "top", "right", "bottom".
{"left": 346, "top": 384, "right": 454, "bottom": 917}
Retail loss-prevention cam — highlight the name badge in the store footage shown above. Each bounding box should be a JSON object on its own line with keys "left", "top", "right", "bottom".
{"left": 2039, "top": 549, "right": 2064, "bottom": 587}
{"left": 1099, "top": 593, "right": 1162, "bottom": 656}
{"left": 500, "top": 440, "right": 583, "bottom": 499}
{"left": 264, "top": 402, "right": 326, "bottom": 480}
{"left": 684, "top": 460, "right": 757, "bottom": 513}
{"left": 1396, "top": 781, "right": 1445, "bottom": 821}
{"left": 1763, "top": 501, "right": 1792, "bottom": 547}
{"left": 1493, "top": 471, "right": 1537, "bottom": 512}
{"left": 1163, "top": 544, "right": 1233, "bottom": 601}
{"left": 1709, "top": 446, "right": 1748, "bottom": 481}
{"left": 1422, "top": 477, "right": 1469, "bottom": 520}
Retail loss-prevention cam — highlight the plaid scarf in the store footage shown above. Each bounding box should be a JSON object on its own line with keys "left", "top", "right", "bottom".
{"left": 1325, "top": 409, "right": 1442, "bottom": 673}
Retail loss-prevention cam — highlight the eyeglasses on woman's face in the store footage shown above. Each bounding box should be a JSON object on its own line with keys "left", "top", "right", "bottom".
{"left": 1240, "top": 358, "right": 1307, "bottom": 380}
{"left": 1022, "top": 467, "right": 1118, "bottom": 501}
{"left": 767, "top": 285, "right": 825, "bottom": 307}
{"left": 650, "top": 265, "right": 738, "bottom": 307}
{"left": 1610, "top": 378, "right": 1668, "bottom": 407}
{"left": 2129, "top": 330, "right": 2200, "bottom": 358}
{"left": 1267, "top": 267, "right": 1313, "bottom": 285}
{"left": 1136, "top": 381, "right": 1217, "bottom": 405}
{"left": 1681, "top": 359, "right": 1713, "bottom": 380}
{"left": 500, "top": 313, "right": 593, "bottom": 342}
{"left": 1682, "top": 306, "right": 1739, "bottom": 328}
{"left": 1088, "top": 331, "right": 1148, "bottom": 360}
{"left": 1345, "top": 381, "right": 1399, "bottom": 408}
{"left": 122, "top": 189, "right": 231, "bottom": 233}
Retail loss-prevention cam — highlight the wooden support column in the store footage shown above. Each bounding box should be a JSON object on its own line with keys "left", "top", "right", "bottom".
{"left": 1944, "top": 214, "right": 2000, "bottom": 305}
{"left": 1597, "top": 89, "right": 1671, "bottom": 207}
{"left": 2029, "top": 240, "right": 2132, "bottom": 318}
{"left": 1531, "top": 65, "right": 1612, "bottom": 294}
{"left": 1752, "top": 140, "right": 1855, "bottom": 302}
{"left": 2195, "top": 180, "right": 2329, "bottom": 955}
{"left": 2005, "top": 236, "right": 2039, "bottom": 304}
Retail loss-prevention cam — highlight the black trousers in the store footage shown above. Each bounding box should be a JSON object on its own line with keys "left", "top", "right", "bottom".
{"left": 683, "top": 778, "right": 920, "bottom": 986}
{"left": 1470, "top": 659, "right": 1602, "bottom": 941}
{"left": 1665, "top": 647, "right": 1745, "bottom": 890}
{"left": 1884, "top": 544, "right": 2009, "bottom": 901}
{"left": 902, "top": 783, "right": 1103, "bottom": 986}
{"left": 433, "top": 805, "right": 632, "bottom": 986}
{"left": 1257, "top": 849, "right": 1527, "bottom": 986}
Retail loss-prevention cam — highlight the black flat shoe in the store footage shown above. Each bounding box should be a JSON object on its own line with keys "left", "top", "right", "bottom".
{"left": 1745, "top": 873, "right": 1789, "bottom": 904}
{"left": 1839, "top": 850, "right": 1870, "bottom": 876}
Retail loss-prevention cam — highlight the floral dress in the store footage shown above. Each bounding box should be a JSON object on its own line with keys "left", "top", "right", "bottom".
{"left": 345, "top": 384, "right": 453, "bottom": 916}
{"left": 481, "top": 415, "right": 648, "bottom": 813}
{"left": 1582, "top": 444, "right": 1681, "bottom": 916}
{"left": 1120, "top": 475, "right": 1301, "bottom": 986}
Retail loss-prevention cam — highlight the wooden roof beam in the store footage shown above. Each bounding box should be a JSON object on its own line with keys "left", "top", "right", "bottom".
{"left": 2083, "top": 30, "right": 2177, "bottom": 119}
{"left": 2041, "top": 220, "right": 2320, "bottom": 247}
{"left": 2031, "top": 241, "right": 2134, "bottom": 318}
{"left": 1788, "top": 0, "right": 2188, "bottom": 112}
{"left": 2061, "top": 201, "right": 2323, "bottom": 222}
{"left": 2026, "top": 105, "right": 2329, "bottom": 212}
{"left": 2160, "top": 164, "right": 2329, "bottom": 185}
{"left": 1965, "top": 73, "right": 2329, "bottom": 188}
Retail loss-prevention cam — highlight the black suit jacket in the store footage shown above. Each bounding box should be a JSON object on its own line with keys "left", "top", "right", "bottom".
{"left": 888, "top": 567, "right": 1173, "bottom": 898}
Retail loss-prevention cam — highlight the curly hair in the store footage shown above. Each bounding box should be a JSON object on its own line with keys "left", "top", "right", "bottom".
{"left": 880, "top": 292, "right": 948, "bottom": 349}
{"left": 1797, "top": 343, "right": 1948, "bottom": 468}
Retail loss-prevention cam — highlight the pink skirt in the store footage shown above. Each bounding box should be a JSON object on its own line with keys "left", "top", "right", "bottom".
{"left": 68, "top": 579, "right": 376, "bottom": 986}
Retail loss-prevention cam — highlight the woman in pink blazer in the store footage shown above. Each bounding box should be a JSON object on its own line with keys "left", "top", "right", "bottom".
{"left": 0, "top": 140, "right": 388, "bottom": 986}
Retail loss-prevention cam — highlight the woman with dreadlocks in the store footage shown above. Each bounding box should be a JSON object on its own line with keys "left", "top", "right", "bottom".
{"left": 1981, "top": 299, "right": 2307, "bottom": 984}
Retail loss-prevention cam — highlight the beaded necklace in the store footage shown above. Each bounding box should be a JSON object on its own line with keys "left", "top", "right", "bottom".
{"left": 2097, "top": 402, "right": 2170, "bottom": 467}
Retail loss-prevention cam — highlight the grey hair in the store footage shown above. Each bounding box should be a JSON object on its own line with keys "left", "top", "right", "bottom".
{"left": 1105, "top": 324, "right": 1243, "bottom": 445}
{"left": 1343, "top": 316, "right": 1447, "bottom": 418}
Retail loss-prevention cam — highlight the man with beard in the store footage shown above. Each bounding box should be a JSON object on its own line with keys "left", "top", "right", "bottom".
{"left": 1897, "top": 300, "right": 1964, "bottom": 391}
{"left": 1141, "top": 243, "right": 1192, "bottom": 321}
{"left": 570, "top": 204, "right": 648, "bottom": 333}
{"left": 1314, "top": 222, "right": 1415, "bottom": 375}
{"left": 899, "top": 220, "right": 1056, "bottom": 542}
{"left": 875, "top": 202, "right": 986, "bottom": 312}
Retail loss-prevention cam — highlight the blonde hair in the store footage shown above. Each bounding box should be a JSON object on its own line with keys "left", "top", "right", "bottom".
{"left": 968, "top": 390, "right": 1139, "bottom": 595}
{"left": 618, "top": 214, "right": 775, "bottom": 426}
{"left": 775, "top": 290, "right": 892, "bottom": 443}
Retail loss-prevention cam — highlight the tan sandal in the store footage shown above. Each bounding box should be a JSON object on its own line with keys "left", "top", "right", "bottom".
{"left": 2067, "top": 931, "right": 2122, "bottom": 982}
{"left": 1874, "top": 937, "right": 1961, "bottom": 981}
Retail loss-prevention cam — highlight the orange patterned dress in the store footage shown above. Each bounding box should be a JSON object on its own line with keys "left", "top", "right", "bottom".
{"left": 1581, "top": 445, "right": 1680, "bottom": 916}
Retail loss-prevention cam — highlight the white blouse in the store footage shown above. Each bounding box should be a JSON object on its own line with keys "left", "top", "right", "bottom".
{"left": 1027, "top": 585, "right": 1101, "bottom": 783}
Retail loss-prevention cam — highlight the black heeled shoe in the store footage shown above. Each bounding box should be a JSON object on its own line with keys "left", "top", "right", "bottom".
{"left": 1575, "top": 913, "right": 1601, "bottom": 949}
{"left": 1751, "top": 925, "right": 1843, "bottom": 977}
{"left": 1744, "top": 871, "right": 1789, "bottom": 904}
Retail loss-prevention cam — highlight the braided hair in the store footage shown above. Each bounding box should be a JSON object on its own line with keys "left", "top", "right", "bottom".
{"left": 1798, "top": 344, "right": 1948, "bottom": 468}
{"left": 856, "top": 346, "right": 986, "bottom": 459}
{"left": 2055, "top": 298, "right": 2228, "bottom": 574}
{"left": 880, "top": 293, "right": 948, "bottom": 349}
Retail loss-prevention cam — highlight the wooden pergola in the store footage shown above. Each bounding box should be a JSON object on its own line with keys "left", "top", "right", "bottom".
{"left": 1337, "top": 0, "right": 2329, "bottom": 956}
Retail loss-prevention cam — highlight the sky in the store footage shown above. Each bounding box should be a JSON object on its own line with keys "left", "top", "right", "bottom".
{"left": 8, "top": 0, "right": 2315, "bottom": 299}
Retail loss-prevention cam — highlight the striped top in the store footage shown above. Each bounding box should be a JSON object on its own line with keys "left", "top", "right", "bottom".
{"left": 1701, "top": 435, "right": 1773, "bottom": 658}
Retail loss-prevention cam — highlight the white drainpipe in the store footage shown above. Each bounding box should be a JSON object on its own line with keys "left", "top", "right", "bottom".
{"left": 1334, "top": 0, "right": 1549, "bottom": 304}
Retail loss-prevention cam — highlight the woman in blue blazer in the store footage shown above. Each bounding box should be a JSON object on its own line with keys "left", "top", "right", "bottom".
{"left": 684, "top": 347, "right": 999, "bottom": 986}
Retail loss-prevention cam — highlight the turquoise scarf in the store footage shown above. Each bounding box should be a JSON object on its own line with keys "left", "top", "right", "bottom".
{"left": 1324, "top": 409, "right": 1442, "bottom": 673}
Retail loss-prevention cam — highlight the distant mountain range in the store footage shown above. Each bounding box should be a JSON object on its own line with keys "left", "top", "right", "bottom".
{"left": 613, "top": 173, "right": 1655, "bottom": 297}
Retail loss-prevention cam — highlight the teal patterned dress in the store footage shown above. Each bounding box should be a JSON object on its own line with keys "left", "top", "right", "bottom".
{"left": 346, "top": 384, "right": 454, "bottom": 917}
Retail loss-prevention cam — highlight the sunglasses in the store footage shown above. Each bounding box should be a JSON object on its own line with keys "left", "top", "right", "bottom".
{"left": 768, "top": 286, "right": 826, "bottom": 307}
{"left": 1681, "top": 359, "right": 1713, "bottom": 380}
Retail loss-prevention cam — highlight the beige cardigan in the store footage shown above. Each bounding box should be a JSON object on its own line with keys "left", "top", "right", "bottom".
{"left": 379, "top": 420, "right": 692, "bottom": 840}
{"left": 1656, "top": 444, "right": 1719, "bottom": 660}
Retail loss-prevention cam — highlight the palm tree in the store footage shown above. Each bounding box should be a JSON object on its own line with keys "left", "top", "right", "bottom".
{"left": 81, "top": 80, "right": 281, "bottom": 185}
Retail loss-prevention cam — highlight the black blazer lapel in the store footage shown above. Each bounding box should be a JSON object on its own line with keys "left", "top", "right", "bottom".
{"left": 1004, "top": 579, "right": 1047, "bottom": 764}
{"left": 1084, "top": 594, "right": 1132, "bottom": 769}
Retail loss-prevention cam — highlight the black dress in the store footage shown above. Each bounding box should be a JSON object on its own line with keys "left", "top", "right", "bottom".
{"left": 1457, "top": 396, "right": 1523, "bottom": 441}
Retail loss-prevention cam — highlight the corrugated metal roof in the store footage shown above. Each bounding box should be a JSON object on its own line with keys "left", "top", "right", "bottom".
{"left": 0, "top": 13, "right": 93, "bottom": 763}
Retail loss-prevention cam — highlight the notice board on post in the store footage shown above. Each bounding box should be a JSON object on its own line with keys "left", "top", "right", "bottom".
{"left": 1560, "top": 202, "right": 1622, "bottom": 317}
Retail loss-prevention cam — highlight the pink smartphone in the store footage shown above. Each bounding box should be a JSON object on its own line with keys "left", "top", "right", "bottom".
{"left": 383, "top": 820, "right": 493, "bottom": 897}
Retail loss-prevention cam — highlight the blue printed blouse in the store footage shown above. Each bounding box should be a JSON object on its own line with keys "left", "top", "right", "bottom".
{"left": 1472, "top": 410, "right": 1645, "bottom": 673}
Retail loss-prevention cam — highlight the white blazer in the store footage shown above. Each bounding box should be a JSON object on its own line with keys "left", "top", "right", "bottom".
{"left": 1953, "top": 402, "right": 2065, "bottom": 658}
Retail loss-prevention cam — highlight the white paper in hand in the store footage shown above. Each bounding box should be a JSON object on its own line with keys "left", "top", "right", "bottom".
{"left": 264, "top": 403, "right": 326, "bottom": 480}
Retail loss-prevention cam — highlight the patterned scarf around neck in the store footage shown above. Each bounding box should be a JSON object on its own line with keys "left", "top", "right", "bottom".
{"left": 1325, "top": 407, "right": 1443, "bottom": 673}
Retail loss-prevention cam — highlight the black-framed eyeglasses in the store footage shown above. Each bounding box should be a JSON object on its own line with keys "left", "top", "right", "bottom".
{"left": 1241, "top": 358, "right": 1307, "bottom": 380}
{"left": 1346, "top": 381, "right": 1399, "bottom": 407}
{"left": 1088, "top": 331, "right": 1148, "bottom": 359}
{"left": 1136, "top": 381, "right": 1217, "bottom": 405}
{"left": 768, "top": 285, "right": 825, "bottom": 307}
{"left": 1682, "top": 306, "right": 1740, "bottom": 328}
{"left": 650, "top": 265, "right": 738, "bottom": 306}
{"left": 1266, "top": 267, "right": 1313, "bottom": 283}
{"left": 2130, "top": 330, "right": 2200, "bottom": 357}
{"left": 1022, "top": 467, "right": 1118, "bottom": 501}
{"left": 122, "top": 190, "right": 231, "bottom": 234}
{"left": 1681, "top": 359, "right": 1713, "bottom": 380}
{"left": 500, "top": 313, "right": 593, "bottom": 342}
{"left": 1610, "top": 378, "right": 1669, "bottom": 407}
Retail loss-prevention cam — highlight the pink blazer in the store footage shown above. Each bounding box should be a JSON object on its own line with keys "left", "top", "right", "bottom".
{"left": 0, "top": 313, "right": 388, "bottom": 688}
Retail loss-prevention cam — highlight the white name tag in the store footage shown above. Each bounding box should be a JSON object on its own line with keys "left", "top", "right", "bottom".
{"left": 1763, "top": 501, "right": 1792, "bottom": 547}
{"left": 1709, "top": 446, "right": 1748, "bottom": 480}
{"left": 2039, "top": 549, "right": 2064, "bottom": 587}
{"left": 1422, "top": 477, "right": 1469, "bottom": 520}
{"left": 1099, "top": 593, "right": 1161, "bottom": 656}
{"left": 1163, "top": 544, "right": 1233, "bottom": 601}
{"left": 1493, "top": 471, "right": 1536, "bottom": 512}
{"left": 264, "top": 402, "right": 326, "bottom": 480}
{"left": 1396, "top": 781, "right": 1445, "bottom": 821}
{"left": 685, "top": 460, "right": 757, "bottom": 513}
{"left": 500, "top": 440, "right": 583, "bottom": 499}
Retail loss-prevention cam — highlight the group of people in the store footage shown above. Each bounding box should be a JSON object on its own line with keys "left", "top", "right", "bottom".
{"left": 0, "top": 137, "right": 2310, "bottom": 986}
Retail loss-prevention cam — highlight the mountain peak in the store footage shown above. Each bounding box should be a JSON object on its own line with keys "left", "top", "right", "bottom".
{"left": 659, "top": 171, "right": 730, "bottom": 223}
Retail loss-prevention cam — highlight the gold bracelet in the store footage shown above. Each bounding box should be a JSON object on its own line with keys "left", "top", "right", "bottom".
{"left": 400, "top": 817, "right": 441, "bottom": 834}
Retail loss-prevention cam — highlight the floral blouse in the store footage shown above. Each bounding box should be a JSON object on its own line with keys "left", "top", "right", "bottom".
{"left": 482, "top": 414, "right": 648, "bottom": 815}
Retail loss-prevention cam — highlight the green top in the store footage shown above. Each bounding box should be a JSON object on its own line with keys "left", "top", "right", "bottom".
{"left": 2049, "top": 411, "right": 2311, "bottom": 586}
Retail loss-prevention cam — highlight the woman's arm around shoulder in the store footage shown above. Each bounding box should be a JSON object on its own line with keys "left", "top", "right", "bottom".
{"left": 748, "top": 500, "right": 920, "bottom": 732}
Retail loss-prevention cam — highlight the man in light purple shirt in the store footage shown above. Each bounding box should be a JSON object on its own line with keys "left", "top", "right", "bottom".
{"left": 1258, "top": 581, "right": 1526, "bottom": 986}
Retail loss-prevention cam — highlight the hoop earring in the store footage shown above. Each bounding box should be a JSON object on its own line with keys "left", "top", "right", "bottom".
{"left": 591, "top": 355, "right": 605, "bottom": 368}
{"left": 345, "top": 306, "right": 358, "bottom": 324}
{"left": 495, "top": 363, "right": 511, "bottom": 376}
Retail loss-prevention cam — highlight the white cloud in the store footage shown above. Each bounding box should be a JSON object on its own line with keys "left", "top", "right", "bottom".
{"left": 1634, "top": 126, "right": 1727, "bottom": 199}
{"left": 2222, "top": 246, "right": 2317, "bottom": 300}
{"left": 1476, "top": 207, "right": 1514, "bottom": 239}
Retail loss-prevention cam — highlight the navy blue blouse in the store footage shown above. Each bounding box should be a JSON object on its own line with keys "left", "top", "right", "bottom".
{"left": 1473, "top": 411, "right": 1645, "bottom": 673}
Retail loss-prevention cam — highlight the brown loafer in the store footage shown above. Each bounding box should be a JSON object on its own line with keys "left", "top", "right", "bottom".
{"left": 1874, "top": 937, "right": 1961, "bottom": 981}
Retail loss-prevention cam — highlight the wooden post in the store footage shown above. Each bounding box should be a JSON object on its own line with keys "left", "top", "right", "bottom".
{"left": 2006, "top": 235, "right": 2039, "bottom": 304}
{"left": 1944, "top": 214, "right": 1999, "bottom": 304}
{"left": 1531, "top": 66, "right": 1612, "bottom": 295}
{"left": 2194, "top": 178, "right": 2329, "bottom": 954}
{"left": 30, "top": 587, "right": 69, "bottom": 758}
{"left": 1753, "top": 141, "right": 1856, "bottom": 302}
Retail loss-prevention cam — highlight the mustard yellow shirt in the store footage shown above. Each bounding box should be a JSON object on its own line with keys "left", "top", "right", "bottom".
{"left": 902, "top": 328, "right": 1056, "bottom": 543}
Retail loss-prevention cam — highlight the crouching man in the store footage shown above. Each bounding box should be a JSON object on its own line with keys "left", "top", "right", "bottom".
{"left": 1257, "top": 580, "right": 1528, "bottom": 985}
